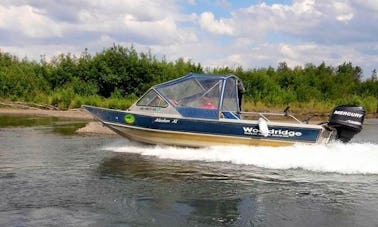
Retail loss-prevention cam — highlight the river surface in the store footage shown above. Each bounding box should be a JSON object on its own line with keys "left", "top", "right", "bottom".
{"left": 0, "top": 115, "right": 377, "bottom": 226}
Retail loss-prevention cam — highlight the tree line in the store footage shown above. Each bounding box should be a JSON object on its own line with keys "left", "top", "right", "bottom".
{"left": 0, "top": 44, "right": 377, "bottom": 113}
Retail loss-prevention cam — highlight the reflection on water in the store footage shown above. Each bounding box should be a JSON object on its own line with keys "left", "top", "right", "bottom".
{"left": 0, "top": 114, "right": 56, "bottom": 127}
{"left": 0, "top": 114, "right": 87, "bottom": 135}
{"left": 96, "top": 154, "right": 247, "bottom": 225}
{"left": 0, "top": 115, "right": 377, "bottom": 226}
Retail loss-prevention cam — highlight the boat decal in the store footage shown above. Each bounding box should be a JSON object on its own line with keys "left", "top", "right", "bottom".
{"left": 154, "top": 118, "right": 178, "bottom": 124}
{"left": 124, "top": 114, "right": 135, "bottom": 124}
{"left": 243, "top": 126, "right": 302, "bottom": 137}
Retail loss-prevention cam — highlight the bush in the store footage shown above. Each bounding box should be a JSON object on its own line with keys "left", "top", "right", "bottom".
{"left": 48, "top": 88, "right": 75, "bottom": 110}
{"left": 362, "top": 96, "right": 378, "bottom": 113}
{"left": 1, "top": 47, "right": 377, "bottom": 114}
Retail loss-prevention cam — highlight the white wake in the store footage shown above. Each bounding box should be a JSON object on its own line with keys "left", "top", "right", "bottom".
{"left": 103, "top": 141, "right": 378, "bottom": 175}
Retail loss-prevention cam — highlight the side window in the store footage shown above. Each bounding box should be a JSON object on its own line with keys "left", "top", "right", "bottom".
{"left": 222, "top": 78, "right": 238, "bottom": 111}
{"left": 136, "top": 90, "right": 168, "bottom": 108}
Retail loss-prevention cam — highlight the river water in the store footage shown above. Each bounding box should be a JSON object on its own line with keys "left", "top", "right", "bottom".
{"left": 0, "top": 115, "right": 377, "bottom": 226}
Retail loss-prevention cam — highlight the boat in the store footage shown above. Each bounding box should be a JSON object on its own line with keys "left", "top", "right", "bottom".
{"left": 83, "top": 73, "right": 366, "bottom": 147}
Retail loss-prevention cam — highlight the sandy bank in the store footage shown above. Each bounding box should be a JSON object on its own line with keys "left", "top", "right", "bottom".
{"left": 0, "top": 107, "right": 94, "bottom": 120}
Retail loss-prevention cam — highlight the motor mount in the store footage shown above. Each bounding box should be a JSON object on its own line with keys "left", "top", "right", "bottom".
{"left": 327, "top": 105, "right": 366, "bottom": 142}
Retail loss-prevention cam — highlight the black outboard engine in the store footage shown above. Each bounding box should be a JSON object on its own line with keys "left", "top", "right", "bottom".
{"left": 327, "top": 105, "right": 366, "bottom": 143}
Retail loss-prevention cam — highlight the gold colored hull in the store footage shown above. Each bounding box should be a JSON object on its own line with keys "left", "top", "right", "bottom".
{"left": 106, "top": 123, "right": 308, "bottom": 147}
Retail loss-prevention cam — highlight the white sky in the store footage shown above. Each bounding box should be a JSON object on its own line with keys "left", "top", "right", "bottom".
{"left": 0, "top": 0, "right": 377, "bottom": 77}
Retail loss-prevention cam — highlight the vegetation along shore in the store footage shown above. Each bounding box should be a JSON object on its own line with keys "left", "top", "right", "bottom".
{"left": 0, "top": 44, "right": 377, "bottom": 115}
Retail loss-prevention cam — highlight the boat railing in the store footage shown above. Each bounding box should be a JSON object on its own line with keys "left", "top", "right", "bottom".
{"left": 238, "top": 111, "right": 303, "bottom": 124}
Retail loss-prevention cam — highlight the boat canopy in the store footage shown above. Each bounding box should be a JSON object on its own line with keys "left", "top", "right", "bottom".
{"left": 135, "top": 73, "right": 242, "bottom": 119}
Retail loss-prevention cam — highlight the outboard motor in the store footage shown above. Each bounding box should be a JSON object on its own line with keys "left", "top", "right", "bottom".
{"left": 327, "top": 105, "right": 365, "bottom": 142}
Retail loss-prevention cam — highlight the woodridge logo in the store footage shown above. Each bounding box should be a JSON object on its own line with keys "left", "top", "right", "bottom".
{"left": 243, "top": 127, "right": 302, "bottom": 137}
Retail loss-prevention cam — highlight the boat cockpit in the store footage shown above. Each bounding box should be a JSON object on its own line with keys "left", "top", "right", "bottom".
{"left": 132, "top": 73, "right": 243, "bottom": 120}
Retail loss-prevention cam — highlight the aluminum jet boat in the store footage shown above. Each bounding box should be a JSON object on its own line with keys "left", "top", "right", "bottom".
{"left": 83, "top": 73, "right": 365, "bottom": 147}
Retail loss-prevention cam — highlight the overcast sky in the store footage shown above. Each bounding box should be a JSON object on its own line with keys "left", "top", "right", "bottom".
{"left": 0, "top": 0, "right": 377, "bottom": 77}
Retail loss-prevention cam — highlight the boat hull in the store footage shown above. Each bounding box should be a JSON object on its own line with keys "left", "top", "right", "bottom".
{"left": 84, "top": 105, "right": 329, "bottom": 147}
{"left": 107, "top": 123, "right": 298, "bottom": 147}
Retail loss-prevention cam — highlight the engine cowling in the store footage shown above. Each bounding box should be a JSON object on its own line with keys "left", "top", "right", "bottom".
{"left": 327, "top": 105, "right": 365, "bottom": 142}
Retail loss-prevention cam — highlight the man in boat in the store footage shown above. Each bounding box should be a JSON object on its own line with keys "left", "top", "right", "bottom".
{"left": 199, "top": 97, "right": 217, "bottom": 109}
{"left": 237, "top": 79, "right": 245, "bottom": 110}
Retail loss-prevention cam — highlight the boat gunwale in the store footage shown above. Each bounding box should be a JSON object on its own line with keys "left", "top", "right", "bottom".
{"left": 83, "top": 105, "right": 324, "bottom": 130}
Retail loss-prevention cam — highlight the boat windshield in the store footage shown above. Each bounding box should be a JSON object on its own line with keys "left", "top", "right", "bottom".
{"left": 158, "top": 77, "right": 222, "bottom": 109}
{"left": 136, "top": 89, "right": 168, "bottom": 108}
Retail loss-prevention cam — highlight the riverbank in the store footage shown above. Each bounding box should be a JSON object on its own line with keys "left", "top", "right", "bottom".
{"left": 0, "top": 107, "right": 93, "bottom": 120}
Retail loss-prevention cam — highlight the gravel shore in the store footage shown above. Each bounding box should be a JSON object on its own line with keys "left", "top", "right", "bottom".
{"left": 76, "top": 121, "right": 116, "bottom": 135}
